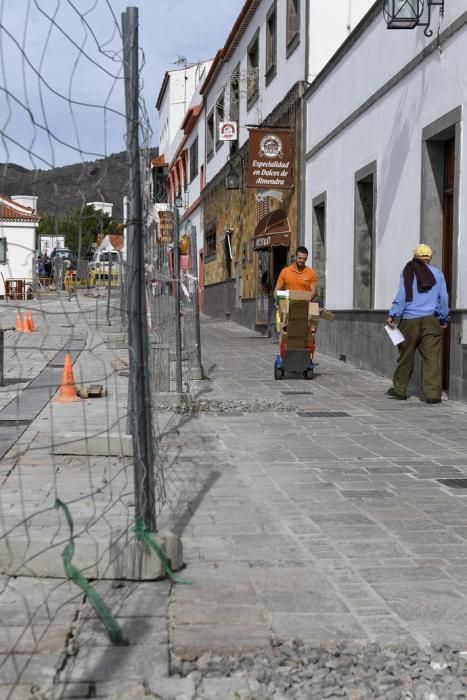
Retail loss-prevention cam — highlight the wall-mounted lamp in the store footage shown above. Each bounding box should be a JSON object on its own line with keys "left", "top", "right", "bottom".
{"left": 225, "top": 156, "right": 243, "bottom": 191}
{"left": 383, "top": 0, "right": 444, "bottom": 37}
{"left": 174, "top": 194, "right": 183, "bottom": 208}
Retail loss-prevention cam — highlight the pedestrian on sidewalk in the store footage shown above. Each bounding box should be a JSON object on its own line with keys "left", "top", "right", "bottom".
{"left": 386, "top": 243, "right": 450, "bottom": 403}
{"left": 274, "top": 246, "right": 317, "bottom": 297}
{"left": 270, "top": 246, "right": 318, "bottom": 338}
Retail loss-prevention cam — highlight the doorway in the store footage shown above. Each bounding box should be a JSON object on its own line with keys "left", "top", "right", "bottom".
{"left": 421, "top": 108, "right": 460, "bottom": 393}
{"left": 272, "top": 245, "right": 288, "bottom": 289}
{"left": 255, "top": 246, "right": 289, "bottom": 326}
{"left": 441, "top": 137, "right": 454, "bottom": 389}
{"left": 312, "top": 193, "right": 326, "bottom": 306}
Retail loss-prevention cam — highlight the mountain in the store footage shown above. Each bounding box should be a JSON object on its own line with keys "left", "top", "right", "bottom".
{"left": 0, "top": 149, "right": 157, "bottom": 221}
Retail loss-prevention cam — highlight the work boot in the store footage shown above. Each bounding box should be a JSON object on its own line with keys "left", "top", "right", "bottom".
{"left": 386, "top": 387, "right": 407, "bottom": 400}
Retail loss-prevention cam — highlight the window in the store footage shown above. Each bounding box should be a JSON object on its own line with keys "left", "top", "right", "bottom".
{"left": 189, "top": 137, "right": 198, "bottom": 182}
{"left": 215, "top": 90, "right": 225, "bottom": 150}
{"left": 0, "top": 237, "right": 6, "bottom": 263}
{"left": 286, "top": 0, "right": 300, "bottom": 56}
{"left": 230, "top": 66, "right": 240, "bottom": 122}
{"left": 230, "top": 67, "right": 240, "bottom": 156}
{"left": 266, "top": 2, "right": 277, "bottom": 84}
{"left": 256, "top": 197, "right": 268, "bottom": 223}
{"left": 206, "top": 109, "right": 214, "bottom": 161}
{"left": 224, "top": 232, "right": 232, "bottom": 279}
{"left": 102, "top": 252, "right": 119, "bottom": 263}
{"left": 354, "top": 163, "right": 376, "bottom": 309}
{"left": 247, "top": 32, "right": 259, "bottom": 109}
{"left": 205, "top": 221, "right": 217, "bottom": 259}
{"left": 312, "top": 194, "right": 326, "bottom": 306}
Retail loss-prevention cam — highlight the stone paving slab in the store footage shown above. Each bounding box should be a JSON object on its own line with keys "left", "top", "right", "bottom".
{"left": 167, "top": 317, "right": 467, "bottom": 660}
{"left": 6, "top": 311, "right": 467, "bottom": 697}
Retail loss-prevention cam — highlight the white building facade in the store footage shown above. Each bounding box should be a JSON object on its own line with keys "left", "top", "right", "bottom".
{"left": 156, "top": 62, "right": 212, "bottom": 168}
{"left": 155, "top": 61, "right": 212, "bottom": 268}
{"left": 304, "top": 0, "right": 467, "bottom": 399}
{"left": 0, "top": 195, "right": 40, "bottom": 298}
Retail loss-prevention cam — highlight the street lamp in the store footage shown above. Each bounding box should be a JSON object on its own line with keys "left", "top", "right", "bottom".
{"left": 383, "top": 0, "right": 444, "bottom": 36}
{"left": 225, "top": 170, "right": 240, "bottom": 190}
{"left": 225, "top": 156, "right": 243, "bottom": 191}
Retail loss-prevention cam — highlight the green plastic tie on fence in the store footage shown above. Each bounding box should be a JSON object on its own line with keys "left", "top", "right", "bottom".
{"left": 133, "top": 518, "right": 192, "bottom": 585}
{"left": 55, "top": 498, "right": 127, "bottom": 645}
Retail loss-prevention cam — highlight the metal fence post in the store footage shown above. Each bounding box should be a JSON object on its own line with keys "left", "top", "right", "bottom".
{"left": 122, "top": 6, "right": 156, "bottom": 532}
{"left": 190, "top": 229, "right": 204, "bottom": 378}
{"left": 106, "top": 251, "right": 112, "bottom": 325}
{"left": 173, "top": 206, "right": 183, "bottom": 393}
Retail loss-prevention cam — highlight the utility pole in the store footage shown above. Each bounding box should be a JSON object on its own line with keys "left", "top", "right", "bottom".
{"left": 122, "top": 6, "right": 156, "bottom": 532}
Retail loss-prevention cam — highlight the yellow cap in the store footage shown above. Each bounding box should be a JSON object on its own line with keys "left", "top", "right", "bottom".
{"left": 413, "top": 244, "right": 432, "bottom": 259}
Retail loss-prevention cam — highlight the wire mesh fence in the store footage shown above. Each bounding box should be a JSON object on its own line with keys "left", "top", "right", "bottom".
{"left": 0, "top": 4, "right": 202, "bottom": 697}
{"left": 145, "top": 204, "right": 203, "bottom": 397}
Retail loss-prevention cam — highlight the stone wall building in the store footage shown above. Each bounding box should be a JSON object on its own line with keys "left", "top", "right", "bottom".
{"left": 156, "top": 0, "right": 373, "bottom": 330}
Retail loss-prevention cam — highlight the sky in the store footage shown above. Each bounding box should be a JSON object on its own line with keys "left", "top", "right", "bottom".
{"left": 0, "top": 0, "right": 243, "bottom": 169}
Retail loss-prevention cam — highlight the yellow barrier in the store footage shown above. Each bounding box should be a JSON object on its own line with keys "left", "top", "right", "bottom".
{"left": 89, "top": 271, "right": 121, "bottom": 287}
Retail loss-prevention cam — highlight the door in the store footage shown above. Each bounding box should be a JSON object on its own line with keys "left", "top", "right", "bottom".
{"left": 255, "top": 250, "right": 270, "bottom": 325}
{"left": 441, "top": 138, "right": 454, "bottom": 391}
{"left": 235, "top": 262, "right": 242, "bottom": 309}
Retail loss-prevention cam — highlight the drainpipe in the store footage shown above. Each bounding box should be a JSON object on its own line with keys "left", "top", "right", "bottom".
{"left": 296, "top": 0, "right": 311, "bottom": 247}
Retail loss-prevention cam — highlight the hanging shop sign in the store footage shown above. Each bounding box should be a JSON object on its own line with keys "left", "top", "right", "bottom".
{"left": 158, "top": 210, "right": 174, "bottom": 243}
{"left": 247, "top": 128, "right": 293, "bottom": 189}
{"left": 253, "top": 231, "right": 290, "bottom": 251}
{"left": 218, "top": 121, "right": 238, "bottom": 141}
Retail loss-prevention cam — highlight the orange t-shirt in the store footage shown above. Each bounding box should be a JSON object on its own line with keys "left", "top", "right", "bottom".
{"left": 276, "top": 264, "right": 317, "bottom": 292}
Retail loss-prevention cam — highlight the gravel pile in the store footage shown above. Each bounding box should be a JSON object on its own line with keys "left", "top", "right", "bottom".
{"left": 175, "top": 398, "right": 297, "bottom": 414}
{"left": 148, "top": 640, "right": 467, "bottom": 699}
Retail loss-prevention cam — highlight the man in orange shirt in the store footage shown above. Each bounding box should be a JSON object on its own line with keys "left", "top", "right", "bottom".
{"left": 274, "top": 246, "right": 317, "bottom": 297}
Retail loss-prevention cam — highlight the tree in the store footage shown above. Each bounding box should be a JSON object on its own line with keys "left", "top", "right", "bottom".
{"left": 38, "top": 205, "right": 120, "bottom": 258}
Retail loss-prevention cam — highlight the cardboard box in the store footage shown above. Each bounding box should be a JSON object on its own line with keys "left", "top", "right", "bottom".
{"left": 287, "top": 317, "right": 307, "bottom": 333}
{"left": 308, "top": 302, "right": 320, "bottom": 326}
{"left": 278, "top": 291, "right": 313, "bottom": 310}
{"left": 279, "top": 297, "right": 319, "bottom": 320}
{"left": 288, "top": 290, "right": 313, "bottom": 302}
{"left": 281, "top": 332, "right": 306, "bottom": 349}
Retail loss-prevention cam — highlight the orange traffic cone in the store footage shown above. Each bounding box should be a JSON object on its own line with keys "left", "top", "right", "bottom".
{"left": 26, "top": 312, "right": 36, "bottom": 332}
{"left": 15, "top": 311, "right": 23, "bottom": 332}
{"left": 53, "top": 353, "right": 80, "bottom": 403}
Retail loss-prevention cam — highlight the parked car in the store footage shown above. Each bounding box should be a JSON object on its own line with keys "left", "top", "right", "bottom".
{"left": 88, "top": 249, "right": 122, "bottom": 275}
{"left": 50, "top": 247, "right": 77, "bottom": 272}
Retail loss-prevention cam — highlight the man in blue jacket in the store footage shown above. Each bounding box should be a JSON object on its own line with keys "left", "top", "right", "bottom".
{"left": 386, "top": 243, "right": 450, "bottom": 404}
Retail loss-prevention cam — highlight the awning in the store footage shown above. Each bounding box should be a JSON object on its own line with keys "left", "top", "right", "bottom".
{"left": 252, "top": 209, "right": 290, "bottom": 251}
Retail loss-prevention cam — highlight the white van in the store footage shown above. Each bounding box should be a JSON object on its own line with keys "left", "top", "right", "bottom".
{"left": 89, "top": 249, "right": 121, "bottom": 276}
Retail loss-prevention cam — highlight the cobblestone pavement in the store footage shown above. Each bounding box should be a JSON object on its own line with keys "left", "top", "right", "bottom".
{"left": 172, "top": 317, "right": 467, "bottom": 651}
{"left": 3, "top": 311, "right": 467, "bottom": 699}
